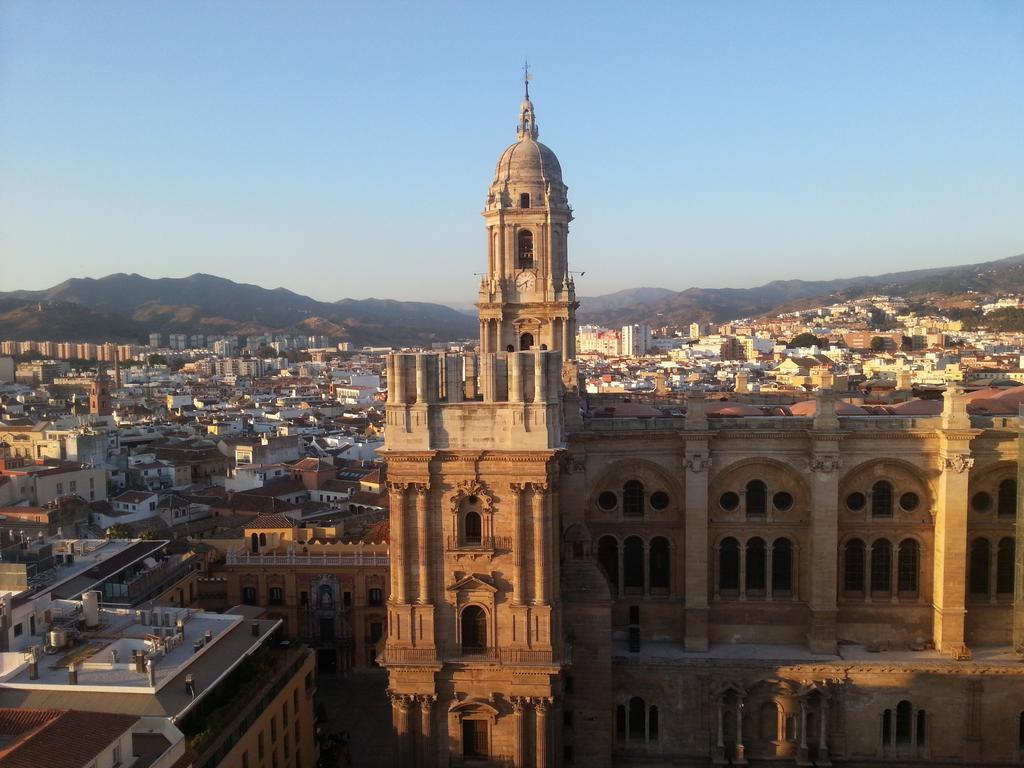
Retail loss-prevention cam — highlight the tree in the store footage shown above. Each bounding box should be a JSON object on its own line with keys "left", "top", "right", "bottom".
{"left": 107, "top": 523, "right": 134, "bottom": 539}
{"left": 147, "top": 354, "right": 168, "bottom": 366}
{"left": 789, "top": 332, "right": 825, "bottom": 349}
{"left": 870, "top": 336, "right": 888, "bottom": 352}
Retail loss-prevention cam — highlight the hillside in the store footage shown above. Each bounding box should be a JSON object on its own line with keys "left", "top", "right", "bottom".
{"left": 579, "top": 253, "right": 1024, "bottom": 327}
{"left": 0, "top": 273, "right": 477, "bottom": 346}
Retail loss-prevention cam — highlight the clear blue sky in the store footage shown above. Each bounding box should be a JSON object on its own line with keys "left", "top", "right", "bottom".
{"left": 1, "top": 1, "right": 1021, "bottom": 304}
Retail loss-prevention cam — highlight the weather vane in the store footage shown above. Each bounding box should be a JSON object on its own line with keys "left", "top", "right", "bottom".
{"left": 523, "top": 58, "right": 532, "bottom": 98}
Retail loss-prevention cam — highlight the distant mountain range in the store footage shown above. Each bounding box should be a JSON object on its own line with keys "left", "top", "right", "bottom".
{"left": 577, "top": 253, "right": 1024, "bottom": 327}
{"left": 1, "top": 254, "right": 1020, "bottom": 347}
{"left": 0, "top": 273, "right": 478, "bottom": 346}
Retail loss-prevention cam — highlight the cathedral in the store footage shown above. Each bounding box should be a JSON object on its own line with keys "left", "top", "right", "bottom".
{"left": 379, "top": 78, "right": 1024, "bottom": 767}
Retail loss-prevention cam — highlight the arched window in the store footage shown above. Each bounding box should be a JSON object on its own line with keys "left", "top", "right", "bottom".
{"left": 746, "top": 538, "right": 766, "bottom": 593}
{"left": 461, "top": 605, "right": 487, "bottom": 652}
{"left": 759, "top": 701, "right": 780, "bottom": 740}
{"left": 746, "top": 480, "right": 767, "bottom": 517}
{"left": 998, "top": 479, "right": 1017, "bottom": 518}
{"left": 898, "top": 539, "right": 919, "bottom": 595}
{"left": 844, "top": 539, "right": 865, "bottom": 594}
{"left": 895, "top": 700, "right": 912, "bottom": 744}
{"left": 597, "top": 536, "right": 619, "bottom": 595}
{"left": 520, "top": 192, "right": 530, "bottom": 209}
{"left": 871, "top": 539, "right": 892, "bottom": 594}
{"left": 772, "top": 538, "right": 792, "bottom": 593}
{"left": 871, "top": 481, "right": 893, "bottom": 518}
{"left": 997, "top": 537, "right": 1015, "bottom": 595}
{"left": 250, "top": 532, "right": 259, "bottom": 553}
{"left": 969, "top": 538, "right": 990, "bottom": 596}
{"left": 719, "top": 538, "right": 740, "bottom": 592}
{"left": 623, "top": 537, "right": 644, "bottom": 593}
{"left": 628, "top": 697, "right": 645, "bottom": 741}
{"left": 517, "top": 230, "right": 534, "bottom": 268}
{"left": 519, "top": 332, "right": 534, "bottom": 351}
{"left": 464, "top": 511, "right": 482, "bottom": 545}
{"left": 259, "top": 532, "right": 267, "bottom": 546}
{"left": 317, "top": 584, "right": 333, "bottom": 609}
{"left": 649, "top": 537, "right": 670, "bottom": 592}
{"left": 623, "top": 480, "right": 645, "bottom": 517}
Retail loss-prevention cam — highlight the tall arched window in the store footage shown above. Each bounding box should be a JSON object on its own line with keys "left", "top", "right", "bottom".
{"left": 623, "top": 537, "right": 644, "bottom": 593}
{"left": 969, "top": 538, "right": 990, "bottom": 596}
{"left": 461, "top": 605, "right": 487, "bottom": 652}
{"left": 998, "top": 479, "right": 1017, "bottom": 518}
{"left": 759, "top": 701, "right": 780, "bottom": 740}
{"left": 517, "top": 230, "right": 534, "bottom": 268}
{"left": 997, "top": 537, "right": 1015, "bottom": 595}
{"left": 649, "top": 537, "right": 670, "bottom": 592}
{"left": 259, "top": 532, "right": 268, "bottom": 546}
{"left": 746, "top": 480, "right": 767, "bottom": 517}
{"left": 895, "top": 700, "right": 912, "bottom": 744}
{"left": 464, "top": 511, "right": 482, "bottom": 545}
{"left": 871, "top": 481, "right": 894, "bottom": 518}
{"left": 597, "top": 536, "right": 619, "bottom": 595}
{"left": 871, "top": 539, "right": 892, "bottom": 594}
{"left": 628, "top": 697, "right": 645, "bottom": 742}
{"left": 520, "top": 192, "right": 530, "bottom": 209}
{"left": 772, "top": 538, "right": 792, "bottom": 593}
{"left": 844, "top": 539, "right": 865, "bottom": 594}
{"left": 897, "top": 539, "right": 919, "bottom": 595}
{"left": 519, "top": 333, "right": 534, "bottom": 351}
{"left": 719, "top": 538, "right": 740, "bottom": 592}
{"left": 746, "top": 538, "right": 767, "bottom": 593}
{"left": 250, "top": 532, "right": 259, "bottom": 553}
{"left": 623, "top": 481, "right": 645, "bottom": 517}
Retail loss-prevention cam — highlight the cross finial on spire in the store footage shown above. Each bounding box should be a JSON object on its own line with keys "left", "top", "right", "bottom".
{"left": 523, "top": 58, "right": 532, "bottom": 99}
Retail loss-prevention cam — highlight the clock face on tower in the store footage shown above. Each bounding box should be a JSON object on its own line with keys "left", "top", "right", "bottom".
{"left": 515, "top": 270, "right": 536, "bottom": 292}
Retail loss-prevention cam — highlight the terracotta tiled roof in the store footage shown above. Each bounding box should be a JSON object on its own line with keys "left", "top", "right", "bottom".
{"left": 247, "top": 513, "right": 298, "bottom": 530}
{"left": 0, "top": 709, "right": 138, "bottom": 768}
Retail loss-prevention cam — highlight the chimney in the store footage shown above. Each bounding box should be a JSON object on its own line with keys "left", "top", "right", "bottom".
{"left": 251, "top": 621, "right": 260, "bottom": 637}
{"left": 67, "top": 662, "right": 78, "bottom": 685}
{"left": 146, "top": 659, "right": 156, "bottom": 687}
{"left": 184, "top": 673, "right": 196, "bottom": 698}
{"left": 204, "top": 630, "right": 213, "bottom": 645}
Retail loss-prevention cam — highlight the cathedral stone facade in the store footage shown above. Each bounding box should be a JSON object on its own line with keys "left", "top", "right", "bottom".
{"left": 380, "top": 83, "right": 1024, "bottom": 767}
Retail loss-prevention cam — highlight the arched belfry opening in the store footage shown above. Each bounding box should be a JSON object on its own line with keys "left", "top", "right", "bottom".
{"left": 517, "top": 230, "right": 534, "bottom": 268}
{"left": 520, "top": 332, "right": 534, "bottom": 351}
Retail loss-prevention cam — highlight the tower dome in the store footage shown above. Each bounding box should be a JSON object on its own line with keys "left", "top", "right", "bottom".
{"left": 486, "top": 76, "right": 569, "bottom": 211}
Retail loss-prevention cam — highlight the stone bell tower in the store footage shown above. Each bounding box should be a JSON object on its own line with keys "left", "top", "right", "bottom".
{"left": 380, "top": 73, "right": 573, "bottom": 768}
{"left": 477, "top": 69, "right": 577, "bottom": 361}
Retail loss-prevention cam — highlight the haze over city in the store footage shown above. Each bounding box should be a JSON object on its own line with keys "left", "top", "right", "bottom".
{"left": 2, "top": 1, "right": 1021, "bottom": 303}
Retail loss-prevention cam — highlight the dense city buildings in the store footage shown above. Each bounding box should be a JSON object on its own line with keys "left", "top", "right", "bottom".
{"left": 378, "top": 85, "right": 1024, "bottom": 768}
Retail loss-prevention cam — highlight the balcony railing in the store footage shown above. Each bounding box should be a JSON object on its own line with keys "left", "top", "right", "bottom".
{"left": 445, "top": 536, "right": 513, "bottom": 552}
{"left": 380, "top": 643, "right": 571, "bottom": 667}
{"left": 226, "top": 551, "right": 389, "bottom": 567}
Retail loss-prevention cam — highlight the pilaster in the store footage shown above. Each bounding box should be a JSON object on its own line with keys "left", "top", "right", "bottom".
{"left": 808, "top": 440, "right": 841, "bottom": 654}
{"left": 683, "top": 438, "right": 711, "bottom": 651}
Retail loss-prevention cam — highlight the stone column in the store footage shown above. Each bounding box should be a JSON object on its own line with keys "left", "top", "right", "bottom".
{"left": 531, "top": 484, "right": 548, "bottom": 604}
{"left": 933, "top": 445, "right": 974, "bottom": 653}
{"left": 535, "top": 698, "right": 550, "bottom": 768}
{"left": 389, "top": 691, "right": 413, "bottom": 768}
{"left": 735, "top": 698, "right": 745, "bottom": 763}
{"left": 809, "top": 449, "right": 841, "bottom": 653}
{"left": 418, "top": 695, "right": 435, "bottom": 768}
{"left": 683, "top": 441, "right": 711, "bottom": 650}
{"left": 799, "top": 700, "right": 809, "bottom": 761}
{"left": 643, "top": 541, "right": 651, "bottom": 598}
{"left": 864, "top": 543, "right": 873, "bottom": 602}
{"left": 510, "top": 484, "right": 525, "bottom": 605}
{"left": 819, "top": 697, "right": 830, "bottom": 761}
{"left": 388, "top": 483, "right": 409, "bottom": 605}
{"left": 765, "top": 544, "right": 774, "bottom": 601}
{"left": 739, "top": 542, "right": 747, "bottom": 601}
{"left": 512, "top": 697, "right": 527, "bottom": 768}
{"left": 415, "top": 484, "right": 431, "bottom": 604}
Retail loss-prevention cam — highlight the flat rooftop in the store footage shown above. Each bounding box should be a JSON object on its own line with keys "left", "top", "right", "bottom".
{"left": 0, "top": 607, "right": 282, "bottom": 718}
